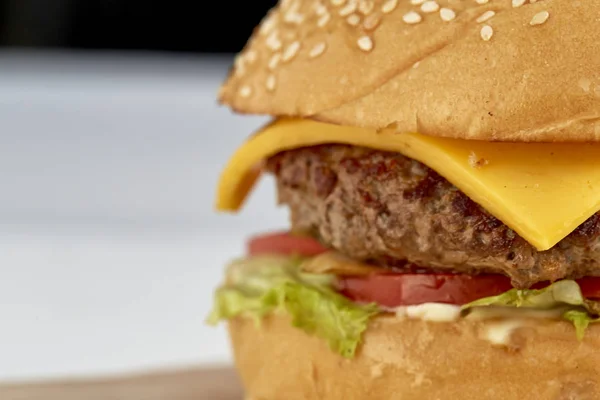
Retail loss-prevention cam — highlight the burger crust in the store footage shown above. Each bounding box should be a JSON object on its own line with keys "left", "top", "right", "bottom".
{"left": 219, "top": 0, "right": 600, "bottom": 142}
{"left": 229, "top": 315, "right": 600, "bottom": 400}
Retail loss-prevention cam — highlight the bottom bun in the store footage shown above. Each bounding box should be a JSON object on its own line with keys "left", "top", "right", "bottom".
{"left": 229, "top": 314, "right": 600, "bottom": 400}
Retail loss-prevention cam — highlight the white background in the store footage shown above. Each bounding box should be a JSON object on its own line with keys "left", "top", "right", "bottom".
{"left": 0, "top": 50, "right": 288, "bottom": 382}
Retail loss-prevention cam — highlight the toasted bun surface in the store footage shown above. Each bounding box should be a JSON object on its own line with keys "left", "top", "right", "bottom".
{"left": 229, "top": 314, "right": 600, "bottom": 400}
{"left": 219, "top": 0, "right": 600, "bottom": 142}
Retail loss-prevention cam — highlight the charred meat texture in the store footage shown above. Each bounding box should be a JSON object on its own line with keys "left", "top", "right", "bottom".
{"left": 267, "top": 145, "right": 600, "bottom": 289}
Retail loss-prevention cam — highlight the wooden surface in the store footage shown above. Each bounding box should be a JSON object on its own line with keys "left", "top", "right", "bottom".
{"left": 0, "top": 367, "right": 243, "bottom": 400}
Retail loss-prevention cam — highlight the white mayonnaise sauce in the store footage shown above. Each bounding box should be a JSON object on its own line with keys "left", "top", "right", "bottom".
{"left": 395, "top": 303, "right": 461, "bottom": 322}
{"left": 394, "top": 303, "right": 567, "bottom": 347}
{"left": 481, "top": 319, "right": 525, "bottom": 346}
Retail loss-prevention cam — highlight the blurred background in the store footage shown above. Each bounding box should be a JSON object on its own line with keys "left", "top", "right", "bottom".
{"left": 0, "top": 0, "right": 286, "bottom": 383}
{"left": 0, "top": 0, "right": 276, "bottom": 52}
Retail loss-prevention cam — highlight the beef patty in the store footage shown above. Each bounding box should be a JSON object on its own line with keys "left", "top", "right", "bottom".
{"left": 267, "top": 145, "right": 600, "bottom": 288}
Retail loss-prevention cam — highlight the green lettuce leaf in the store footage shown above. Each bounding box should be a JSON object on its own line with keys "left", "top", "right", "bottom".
{"left": 563, "top": 310, "right": 600, "bottom": 340}
{"left": 207, "top": 255, "right": 380, "bottom": 358}
{"left": 463, "top": 280, "right": 585, "bottom": 309}
{"left": 462, "top": 280, "right": 600, "bottom": 339}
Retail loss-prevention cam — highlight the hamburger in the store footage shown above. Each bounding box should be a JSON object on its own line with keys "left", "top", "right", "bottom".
{"left": 208, "top": 0, "right": 600, "bottom": 398}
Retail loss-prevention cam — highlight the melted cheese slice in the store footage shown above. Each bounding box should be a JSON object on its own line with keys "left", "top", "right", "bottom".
{"left": 216, "top": 118, "right": 600, "bottom": 251}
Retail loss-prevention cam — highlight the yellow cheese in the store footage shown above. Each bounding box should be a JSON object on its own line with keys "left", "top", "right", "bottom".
{"left": 216, "top": 118, "right": 600, "bottom": 251}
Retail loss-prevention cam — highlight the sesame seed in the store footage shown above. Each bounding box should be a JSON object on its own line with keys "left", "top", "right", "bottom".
{"left": 331, "top": 0, "right": 346, "bottom": 5}
{"left": 480, "top": 25, "right": 493, "bottom": 41}
{"left": 339, "top": 1, "right": 358, "bottom": 16}
{"left": 309, "top": 42, "right": 327, "bottom": 58}
{"left": 284, "top": 1, "right": 304, "bottom": 24}
{"left": 358, "top": 0, "right": 374, "bottom": 15}
{"left": 233, "top": 56, "right": 245, "bottom": 76}
{"left": 403, "top": 11, "right": 422, "bottom": 24}
{"left": 234, "top": 54, "right": 244, "bottom": 67}
{"left": 410, "top": 0, "right": 426, "bottom": 5}
{"left": 439, "top": 8, "right": 456, "bottom": 21}
{"left": 475, "top": 0, "right": 489, "bottom": 4}
{"left": 413, "top": 61, "right": 420, "bottom": 69}
{"left": 476, "top": 10, "right": 495, "bottom": 23}
{"left": 512, "top": 0, "right": 526, "bottom": 7}
{"left": 381, "top": 0, "right": 398, "bottom": 14}
{"left": 266, "top": 31, "right": 282, "bottom": 51}
{"left": 363, "top": 13, "right": 381, "bottom": 30}
{"left": 266, "top": 75, "right": 277, "bottom": 92}
{"left": 282, "top": 41, "right": 301, "bottom": 62}
{"left": 357, "top": 35, "right": 374, "bottom": 52}
{"left": 268, "top": 53, "right": 281, "bottom": 70}
{"left": 347, "top": 13, "right": 361, "bottom": 25}
{"left": 259, "top": 17, "right": 277, "bottom": 36}
{"left": 530, "top": 10, "right": 549, "bottom": 25}
{"left": 314, "top": 2, "right": 327, "bottom": 15}
{"left": 284, "top": 11, "right": 305, "bottom": 24}
{"left": 317, "top": 13, "right": 331, "bottom": 26}
{"left": 239, "top": 85, "right": 252, "bottom": 98}
{"left": 245, "top": 50, "right": 258, "bottom": 63}
{"left": 421, "top": 1, "right": 439, "bottom": 13}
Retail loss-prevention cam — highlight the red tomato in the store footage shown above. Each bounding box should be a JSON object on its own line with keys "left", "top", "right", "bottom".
{"left": 338, "top": 274, "right": 600, "bottom": 307}
{"left": 574, "top": 277, "right": 600, "bottom": 300}
{"left": 337, "top": 274, "right": 514, "bottom": 307}
{"left": 247, "top": 231, "right": 328, "bottom": 257}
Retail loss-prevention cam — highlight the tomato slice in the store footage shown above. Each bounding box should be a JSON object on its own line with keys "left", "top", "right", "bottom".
{"left": 338, "top": 274, "right": 600, "bottom": 307}
{"left": 247, "top": 231, "right": 328, "bottom": 257}
{"left": 574, "top": 277, "right": 600, "bottom": 300}
{"left": 337, "top": 274, "right": 513, "bottom": 307}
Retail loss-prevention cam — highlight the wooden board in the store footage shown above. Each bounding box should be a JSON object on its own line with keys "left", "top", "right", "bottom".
{"left": 0, "top": 367, "right": 243, "bottom": 400}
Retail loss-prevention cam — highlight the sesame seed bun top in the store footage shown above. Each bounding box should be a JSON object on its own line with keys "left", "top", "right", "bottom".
{"left": 218, "top": 0, "right": 600, "bottom": 142}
